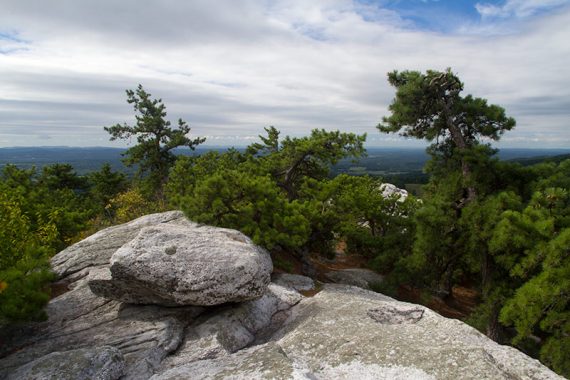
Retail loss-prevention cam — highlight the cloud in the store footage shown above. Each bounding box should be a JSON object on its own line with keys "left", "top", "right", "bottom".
{"left": 0, "top": 1, "right": 568, "bottom": 148}
{"left": 476, "top": 0, "right": 570, "bottom": 19}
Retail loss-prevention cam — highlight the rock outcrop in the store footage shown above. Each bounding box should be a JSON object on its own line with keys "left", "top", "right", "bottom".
{"left": 0, "top": 212, "right": 563, "bottom": 380}
{"left": 380, "top": 183, "right": 409, "bottom": 201}
{"left": 153, "top": 285, "right": 562, "bottom": 380}
{"left": 89, "top": 221, "right": 272, "bottom": 306}
{"left": 0, "top": 212, "right": 277, "bottom": 379}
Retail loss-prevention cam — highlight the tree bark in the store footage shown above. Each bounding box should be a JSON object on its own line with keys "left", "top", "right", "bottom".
{"left": 446, "top": 116, "right": 477, "bottom": 205}
{"left": 281, "top": 150, "right": 313, "bottom": 200}
{"left": 481, "top": 250, "right": 502, "bottom": 342}
{"left": 486, "top": 304, "right": 502, "bottom": 342}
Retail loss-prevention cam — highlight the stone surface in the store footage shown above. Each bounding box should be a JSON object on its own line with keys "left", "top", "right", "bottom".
{"left": 157, "top": 283, "right": 303, "bottom": 371}
{"left": 6, "top": 346, "right": 124, "bottom": 380}
{"left": 153, "top": 285, "right": 563, "bottom": 380}
{"left": 272, "top": 273, "right": 315, "bottom": 292}
{"left": 380, "top": 183, "right": 409, "bottom": 201}
{"left": 50, "top": 211, "right": 186, "bottom": 286}
{"left": 152, "top": 341, "right": 437, "bottom": 380}
{"left": 325, "top": 268, "right": 384, "bottom": 290}
{"left": 0, "top": 268, "right": 203, "bottom": 380}
{"left": 89, "top": 223, "right": 272, "bottom": 306}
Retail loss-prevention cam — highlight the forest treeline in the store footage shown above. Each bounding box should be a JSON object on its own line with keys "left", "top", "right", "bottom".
{"left": 0, "top": 73, "right": 568, "bottom": 376}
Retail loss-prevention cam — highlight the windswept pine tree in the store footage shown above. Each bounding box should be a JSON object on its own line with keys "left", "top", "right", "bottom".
{"left": 105, "top": 85, "right": 205, "bottom": 197}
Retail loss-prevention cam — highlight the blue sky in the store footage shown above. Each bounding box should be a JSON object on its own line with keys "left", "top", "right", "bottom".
{"left": 363, "top": 0, "right": 486, "bottom": 31}
{"left": 0, "top": 0, "right": 569, "bottom": 148}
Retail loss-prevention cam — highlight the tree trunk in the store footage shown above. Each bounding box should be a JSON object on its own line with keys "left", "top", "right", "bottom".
{"left": 446, "top": 118, "right": 477, "bottom": 205}
{"left": 487, "top": 304, "right": 502, "bottom": 342}
{"left": 481, "top": 250, "right": 502, "bottom": 342}
{"left": 281, "top": 151, "right": 312, "bottom": 200}
{"left": 439, "top": 265, "right": 454, "bottom": 299}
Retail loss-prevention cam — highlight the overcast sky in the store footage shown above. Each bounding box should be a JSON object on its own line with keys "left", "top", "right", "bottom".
{"left": 1, "top": 0, "right": 569, "bottom": 148}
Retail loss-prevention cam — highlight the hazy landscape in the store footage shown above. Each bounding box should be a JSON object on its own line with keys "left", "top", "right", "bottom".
{"left": 2, "top": 146, "right": 569, "bottom": 174}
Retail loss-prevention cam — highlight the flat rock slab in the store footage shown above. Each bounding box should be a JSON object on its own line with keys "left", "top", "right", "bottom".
{"left": 90, "top": 223, "right": 272, "bottom": 306}
{"left": 6, "top": 346, "right": 125, "bottom": 380}
{"left": 153, "top": 284, "right": 563, "bottom": 380}
{"left": 0, "top": 272, "right": 204, "bottom": 380}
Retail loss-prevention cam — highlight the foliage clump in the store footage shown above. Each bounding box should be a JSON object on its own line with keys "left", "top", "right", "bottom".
{"left": 0, "top": 192, "right": 56, "bottom": 323}
{"left": 0, "top": 162, "right": 132, "bottom": 324}
{"left": 168, "top": 127, "right": 371, "bottom": 252}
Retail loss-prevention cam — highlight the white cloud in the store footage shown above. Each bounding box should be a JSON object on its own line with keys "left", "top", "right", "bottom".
{"left": 476, "top": 0, "right": 570, "bottom": 19}
{"left": 0, "top": 1, "right": 568, "bottom": 148}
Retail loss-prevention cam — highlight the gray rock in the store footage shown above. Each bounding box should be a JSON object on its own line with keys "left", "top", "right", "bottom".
{"left": 51, "top": 211, "right": 186, "bottom": 284}
{"left": 0, "top": 212, "right": 294, "bottom": 380}
{"left": 154, "top": 284, "right": 563, "bottom": 380}
{"left": 150, "top": 342, "right": 299, "bottom": 380}
{"left": 89, "top": 223, "right": 273, "bottom": 306}
{"left": 152, "top": 340, "right": 438, "bottom": 380}
{"left": 325, "top": 268, "right": 384, "bottom": 290}
{"left": 380, "top": 183, "right": 409, "bottom": 201}
{"left": 272, "top": 273, "right": 315, "bottom": 292}
{"left": 276, "top": 285, "right": 563, "bottom": 379}
{"left": 6, "top": 346, "right": 124, "bottom": 380}
{"left": 0, "top": 270, "right": 203, "bottom": 380}
{"left": 157, "top": 283, "right": 303, "bottom": 370}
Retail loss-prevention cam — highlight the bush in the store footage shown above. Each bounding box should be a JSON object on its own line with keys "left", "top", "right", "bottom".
{"left": 0, "top": 193, "right": 56, "bottom": 324}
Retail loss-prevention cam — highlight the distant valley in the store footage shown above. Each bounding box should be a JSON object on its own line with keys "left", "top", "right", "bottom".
{"left": 1, "top": 146, "right": 569, "bottom": 182}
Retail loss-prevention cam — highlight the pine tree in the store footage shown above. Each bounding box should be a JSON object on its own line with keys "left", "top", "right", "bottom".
{"left": 105, "top": 85, "right": 205, "bottom": 197}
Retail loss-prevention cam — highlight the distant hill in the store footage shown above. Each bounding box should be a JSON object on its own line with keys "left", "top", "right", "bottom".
{"left": 0, "top": 146, "right": 229, "bottom": 175}
{"left": 0, "top": 146, "right": 568, "bottom": 176}
{"left": 0, "top": 147, "right": 128, "bottom": 174}
{"left": 332, "top": 147, "right": 570, "bottom": 177}
{"left": 331, "top": 148, "right": 570, "bottom": 190}
{"left": 509, "top": 153, "right": 570, "bottom": 166}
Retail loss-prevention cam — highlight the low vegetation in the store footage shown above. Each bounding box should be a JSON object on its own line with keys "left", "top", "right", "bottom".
{"left": 0, "top": 75, "right": 568, "bottom": 376}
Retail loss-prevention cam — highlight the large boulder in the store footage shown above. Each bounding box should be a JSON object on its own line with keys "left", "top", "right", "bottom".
{"left": 89, "top": 222, "right": 272, "bottom": 306}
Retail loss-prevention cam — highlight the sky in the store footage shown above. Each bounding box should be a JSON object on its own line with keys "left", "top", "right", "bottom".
{"left": 0, "top": 0, "right": 569, "bottom": 148}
